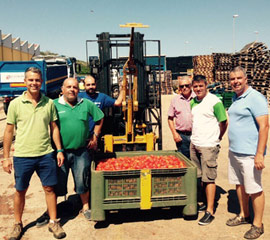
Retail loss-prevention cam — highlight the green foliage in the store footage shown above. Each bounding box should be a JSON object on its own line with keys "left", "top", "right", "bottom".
{"left": 40, "top": 51, "right": 58, "bottom": 56}
{"left": 78, "top": 64, "right": 90, "bottom": 74}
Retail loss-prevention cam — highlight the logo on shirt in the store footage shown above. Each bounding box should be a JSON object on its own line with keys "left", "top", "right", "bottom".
{"left": 95, "top": 102, "right": 101, "bottom": 108}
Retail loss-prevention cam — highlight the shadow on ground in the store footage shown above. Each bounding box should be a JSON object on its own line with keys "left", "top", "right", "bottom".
{"left": 227, "top": 189, "right": 254, "bottom": 220}
{"left": 215, "top": 185, "right": 227, "bottom": 212}
{"left": 19, "top": 186, "right": 233, "bottom": 237}
{"left": 21, "top": 194, "right": 82, "bottom": 239}
{"left": 94, "top": 206, "right": 191, "bottom": 229}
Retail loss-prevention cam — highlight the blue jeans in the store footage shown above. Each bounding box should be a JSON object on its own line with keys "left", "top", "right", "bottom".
{"left": 176, "top": 131, "right": 191, "bottom": 159}
{"left": 55, "top": 148, "right": 91, "bottom": 196}
{"left": 13, "top": 152, "right": 57, "bottom": 191}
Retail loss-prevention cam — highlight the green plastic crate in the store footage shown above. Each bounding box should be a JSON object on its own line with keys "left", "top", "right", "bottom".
{"left": 222, "top": 92, "right": 235, "bottom": 108}
{"left": 91, "top": 150, "right": 197, "bottom": 221}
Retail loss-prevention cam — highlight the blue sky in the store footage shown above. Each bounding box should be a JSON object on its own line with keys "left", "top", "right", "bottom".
{"left": 1, "top": 0, "right": 270, "bottom": 61}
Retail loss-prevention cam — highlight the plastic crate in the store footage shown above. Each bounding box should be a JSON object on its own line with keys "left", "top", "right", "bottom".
{"left": 91, "top": 150, "right": 197, "bottom": 221}
{"left": 222, "top": 92, "right": 235, "bottom": 108}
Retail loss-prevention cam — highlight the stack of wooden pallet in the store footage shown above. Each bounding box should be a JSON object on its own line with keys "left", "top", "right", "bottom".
{"left": 232, "top": 42, "right": 256, "bottom": 85}
{"left": 213, "top": 53, "right": 232, "bottom": 90}
{"left": 253, "top": 50, "right": 270, "bottom": 103}
{"left": 234, "top": 42, "right": 270, "bottom": 103}
{"left": 188, "top": 42, "right": 270, "bottom": 103}
{"left": 193, "top": 55, "right": 214, "bottom": 83}
{"left": 154, "top": 70, "right": 173, "bottom": 95}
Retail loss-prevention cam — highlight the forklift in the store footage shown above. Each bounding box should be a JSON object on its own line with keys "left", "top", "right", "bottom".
{"left": 86, "top": 23, "right": 163, "bottom": 152}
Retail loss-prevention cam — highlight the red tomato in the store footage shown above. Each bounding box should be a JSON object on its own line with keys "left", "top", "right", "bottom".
{"left": 96, "top": 155, "right": 187, "bottom": 171}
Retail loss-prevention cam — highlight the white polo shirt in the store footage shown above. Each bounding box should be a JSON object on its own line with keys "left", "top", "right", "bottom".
{"left": 190, "top": 93, "right": 227, "bottom": 147}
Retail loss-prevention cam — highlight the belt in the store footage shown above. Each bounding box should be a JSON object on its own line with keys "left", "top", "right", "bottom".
{"left": 177, "top": 130, "right": 192, "bottom": 136}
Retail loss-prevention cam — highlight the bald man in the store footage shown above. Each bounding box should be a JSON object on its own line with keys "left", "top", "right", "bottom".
{"left": 54, "top": 78, "right": 104, "bottom": 220}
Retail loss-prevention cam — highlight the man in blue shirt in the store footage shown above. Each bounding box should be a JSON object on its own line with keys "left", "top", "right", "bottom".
{"left": 226, "top": 66, "right": 269, "bottom": 239}
{"left": 78, "top": 75, "right": 123, "bottom": 136}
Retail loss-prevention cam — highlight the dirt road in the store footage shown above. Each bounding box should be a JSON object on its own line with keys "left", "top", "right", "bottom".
{"left": 0, "top": 96, "right": 270, "bottom": 240}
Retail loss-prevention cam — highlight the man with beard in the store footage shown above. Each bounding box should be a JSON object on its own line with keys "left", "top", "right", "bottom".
{"left": 78, "top": 75, "right": 123, "bottom": 137}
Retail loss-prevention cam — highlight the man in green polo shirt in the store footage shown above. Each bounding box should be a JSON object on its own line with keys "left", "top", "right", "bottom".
{"left": 2, "top": 67, "right": 66, "bottom": 239}
{"left": 54, "top": 78, "right": 104, "bottom": 221}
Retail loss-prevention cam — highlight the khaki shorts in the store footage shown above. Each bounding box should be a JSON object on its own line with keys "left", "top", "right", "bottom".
{"left": 228, "top": 150, "right": 262, "bottom": 194}
{"left": 190, "top": 143, "right": 220, "bottom": 183}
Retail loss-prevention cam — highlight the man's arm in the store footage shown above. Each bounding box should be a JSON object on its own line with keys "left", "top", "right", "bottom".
{"left": 114, "top": 84, "right": 123, "bottom": 106}
{"left": 218, "top": 120, "right": 228, "bottom": 141}
{"left": 50, "top": 121, "right": 64, "bottom": 167}
{"left": 2, "top": 124, "right": 14, "bottom": 174}
{"left": 87, "top": 118, "right": 104, "bottom": 150}
{"left": 254, "top": 115, "right": 269, "bottom": 170}
{"left": 168, "top": 116, "right": 182, "bottom": 143}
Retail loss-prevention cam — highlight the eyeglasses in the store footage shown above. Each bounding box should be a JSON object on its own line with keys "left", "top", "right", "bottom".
{"left": 179, "top": 84, "right": 191, "bottom": 89}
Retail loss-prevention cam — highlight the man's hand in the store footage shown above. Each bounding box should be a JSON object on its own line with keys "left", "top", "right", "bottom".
{"left": 173, "top": 132, "right": 182, "bottom": 143}
{"left": 87, "top": 137, "right": 98, "bottom": 150}
{"left": 254, "top": 154, "right": 265, "bottom": 170}
{"left": 56, "top": 152, "right": 65, "bottom": 167}
{"left": 2, "top": 159, "right": 13, "bottom": 174}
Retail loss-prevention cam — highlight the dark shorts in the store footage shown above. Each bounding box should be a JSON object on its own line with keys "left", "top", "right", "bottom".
{"left": 176, "top": 130, "right": 191, "bottom": 159}
{"left": 55, "top": 148, "right": 91, "bottom": 196}
{"left": 190, "top": 143, "right": 220, "bottom": 183}
{"left": 13, "top": 152, "right": 58, "bottom": 191}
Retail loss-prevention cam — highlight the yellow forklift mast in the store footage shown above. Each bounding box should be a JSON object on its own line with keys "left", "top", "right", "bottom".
{"left": 104, "top": 23, "right": 156, "bottom": 152}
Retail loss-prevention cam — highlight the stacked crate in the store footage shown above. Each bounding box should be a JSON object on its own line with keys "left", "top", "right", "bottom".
{"left": 155, "top": 70, "right": 173, "bottom": 95}
{"left": 188, "top": 42, "right": 270, "bottom": 103}
{"left": 193, "top": 55, "right": 214, "bottom": 84}
{"left": 253, "top": 49, "right": 270, "bottom": 103}
{"left": 213, "top": 53, "right": 232, "bottom": 90}
{"left": 232, "top": 42, "right": 256, "bottom": 85}
{"left": 233, "top": 42, "right": 270, "bottom": 103}
{"left": 91, "top": 151, "right": 197, "bottom": 221}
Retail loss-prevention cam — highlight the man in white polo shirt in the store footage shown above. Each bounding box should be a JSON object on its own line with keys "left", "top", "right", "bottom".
{"left": 190, "top": 75, "right": 227, "bottom": 226}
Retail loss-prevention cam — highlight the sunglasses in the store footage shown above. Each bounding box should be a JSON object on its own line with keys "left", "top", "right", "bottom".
{"left": 179, "top": 84, "right": 191, "bottom": 89}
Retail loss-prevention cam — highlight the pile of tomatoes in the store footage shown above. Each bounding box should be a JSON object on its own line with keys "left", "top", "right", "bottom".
{"left": 96, "top": 155, "right": 186, "bottom": 171}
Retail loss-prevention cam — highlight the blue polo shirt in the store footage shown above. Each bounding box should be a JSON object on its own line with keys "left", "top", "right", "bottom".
{"left": 78, "top": 92, "right": 115, "bottom": 133}
{"left": 228, "top": 87, "right": 268, "bottom": 155}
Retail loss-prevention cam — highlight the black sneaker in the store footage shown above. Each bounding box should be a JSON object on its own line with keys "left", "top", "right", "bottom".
{"left": 198, "top": 211, "right": 215, "bottom": 225}
{"left": 36, "top": 212, "right": 50, "bottom": 227}
{"left": 198, "top": 203, "right": 207, "bottom": 213}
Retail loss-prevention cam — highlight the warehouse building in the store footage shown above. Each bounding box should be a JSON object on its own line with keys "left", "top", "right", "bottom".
{"left": 0, "top": 29, "right": 40, "bottom": 61}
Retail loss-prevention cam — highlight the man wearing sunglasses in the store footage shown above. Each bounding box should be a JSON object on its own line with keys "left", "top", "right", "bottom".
{"left": 168, "top": 75, "right": 195, "bottom": 159}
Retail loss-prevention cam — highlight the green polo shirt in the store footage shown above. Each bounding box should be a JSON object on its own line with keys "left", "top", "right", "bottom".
{"left": 54, "top": 96, "right": 104, "bottom": 150}
{"left": 7, "top": 92, "right": 58, "bottom": 157}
